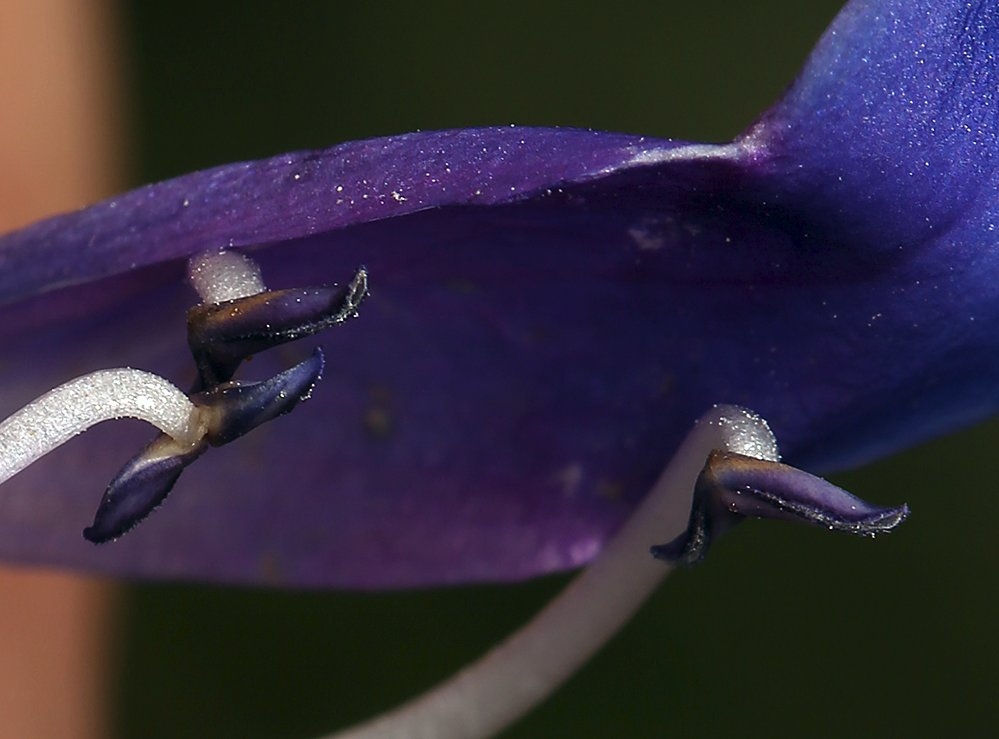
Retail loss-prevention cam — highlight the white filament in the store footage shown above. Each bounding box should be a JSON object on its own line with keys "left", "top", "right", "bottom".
{"left": 701, "top": 405, "right": 778, "bottom": 463}
{"left": 187, "top": 249, "right": 266, "bottom": 304}
{"left": 328, "top": 405, "right": 778, "bottom": 739}
{"left": 0, "top": 369, "right": 204, "bottom": 488}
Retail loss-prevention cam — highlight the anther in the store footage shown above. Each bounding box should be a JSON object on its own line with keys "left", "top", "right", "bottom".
{"left": 192, "top": 348, "right": 325, "bottom": 445}
{"left": 83, "top": 434, "right": 208, "bottom": 543}
{"left": 84, "top": 350, "right": 326, "bottom": 543}
{"left": 188, "top": 266, "right": 367, "bottom": 386}
{"left": 651, "top": 450, "right": 909, "bottom": 566}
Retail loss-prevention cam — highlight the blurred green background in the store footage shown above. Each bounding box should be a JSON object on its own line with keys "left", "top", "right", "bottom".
{"left": 114, "top": 2, "right": 999, "bottom": 737}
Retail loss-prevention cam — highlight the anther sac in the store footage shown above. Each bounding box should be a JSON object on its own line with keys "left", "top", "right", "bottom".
{"left": 84, "top": 261, "right": 367, "bottom": 543}
{"left": 194, "top": 348, "right": 326, "bottom": 446}
{"left": 188, "top": 266, "right": 367, "bottom": 387}
{"left": 84, "top": 435, "right": 207, "bottom": 543}
{"left": 84, "top": 350, "right": 326, "bottom": 543}
{"left": 652, "top": 451, "right": 910, "bottom": 566}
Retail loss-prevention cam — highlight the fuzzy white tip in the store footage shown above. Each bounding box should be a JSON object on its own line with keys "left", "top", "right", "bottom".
{"left": 0, "top": 369, "right": 204, "bottom": 488}
{"left": 188, "top": 250, "right": 266, "bottom": 304}
{"left": 703, "top": 404, "right": 780, "bottom": 462}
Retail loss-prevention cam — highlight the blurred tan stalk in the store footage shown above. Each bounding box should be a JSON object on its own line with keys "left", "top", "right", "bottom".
{"left": 0, "top": 0, "right": 125, "bottom": 737}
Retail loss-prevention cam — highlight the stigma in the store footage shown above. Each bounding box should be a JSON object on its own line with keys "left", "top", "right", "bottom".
{"left": 0, "top": 249, "right": 367, "bottom": 542}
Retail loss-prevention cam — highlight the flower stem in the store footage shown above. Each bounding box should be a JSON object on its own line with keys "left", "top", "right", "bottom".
{"left": 328, "top": 406, "right": 777, "bottom": 739}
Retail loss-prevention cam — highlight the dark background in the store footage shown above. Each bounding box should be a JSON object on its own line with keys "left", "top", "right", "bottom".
{"left": 114, "top": 2, "right": 998, "bottom": 737}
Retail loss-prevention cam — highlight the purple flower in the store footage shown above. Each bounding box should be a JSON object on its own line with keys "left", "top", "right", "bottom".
{"left": 0, "top": 0, "right": 983, "bottom": 591}
{"left": 6, "top": 1, "right": 991, "bottom": 735}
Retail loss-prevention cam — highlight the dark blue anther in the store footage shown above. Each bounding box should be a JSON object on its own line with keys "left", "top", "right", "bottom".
{"left": 193, "top": 348, "right": 325, "bottom": 446}
{"left": 83, "top": 436, "right": 207, "bottom": 543}
{"left": 652, "top": 450, "right": 909, "bottom": 566}
{"left": 188, "top": 266, "right": 366, "bottom": 387}
{"left": 84, "top": 350, "right": 326, "bottom": 543}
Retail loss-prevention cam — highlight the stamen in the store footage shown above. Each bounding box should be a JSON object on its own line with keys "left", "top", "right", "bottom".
{"left": 187, "top": 249, "right": 266, "bottom": 304}
{"left": 83, "top": 350, "right": 327, "bottom": 543}
{"left": 0, "top": 369, "right": 204, "bottom": 488}
{"left": 0, "top": 248, "right": 362, "bottom": 541}
{"left": 652, "top": 452, "right": 909, "bottom": 566}
{"left": 327, "top": 405, "right": 781, "bottom": 739}
{"left": 84, "top": 434, "right": 208, "bottom": 543}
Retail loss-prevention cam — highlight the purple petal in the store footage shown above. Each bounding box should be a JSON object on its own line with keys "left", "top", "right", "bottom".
{"left": 0, "top": 0, "right": 992, "bottom": 587}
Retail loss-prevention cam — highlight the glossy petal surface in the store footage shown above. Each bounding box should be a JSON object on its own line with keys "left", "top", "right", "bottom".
{"left": 0, "top": 0, "right": 994, "bottom": 587}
